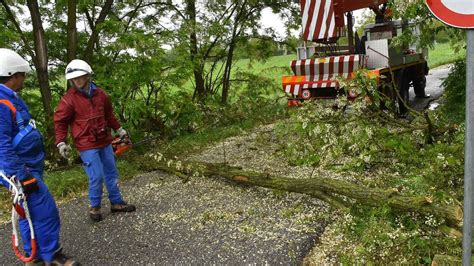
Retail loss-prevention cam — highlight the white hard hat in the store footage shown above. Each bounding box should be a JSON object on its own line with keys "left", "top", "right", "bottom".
{"left": 65, "top": 59, "right": 92, "bottom": 80}
{"left": 0, "top": 48, "right": 32, "bottom": 77}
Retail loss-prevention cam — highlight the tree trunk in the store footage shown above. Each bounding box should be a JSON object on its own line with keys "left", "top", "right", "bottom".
{"left": 67, "top": 0, "right": 77, "bottom": 62}
{"left": 26, "top": 0, "right": 54, "bottom": 133}
{"left": 221, "top": 1, "right": 250, "bottom": 104}
{"left": 221, "top": 36, "right": 236, "bottom": 104}
{"left": 83, "top": 0, "right": 113, "bottom": 63}
{"left": 152, "top": 161, "right": 463, "bottom": 228}
{"left": 185, "top": 0, "right": 206, "bottom": 101}
{"left": 193, "top": 69, "right": 206, "bottom": 101}
{"left": 221, "top": 7, "right": 242, "bottom": 105}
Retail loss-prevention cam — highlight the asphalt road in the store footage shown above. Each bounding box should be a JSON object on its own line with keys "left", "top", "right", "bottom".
{"left": 0, "top": 171, "right": 327, "bottom": 265}
{"left": 410, "top": 65, "right": 450, "bottom": 111}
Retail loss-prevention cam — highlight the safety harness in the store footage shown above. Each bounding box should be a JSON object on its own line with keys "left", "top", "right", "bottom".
{"left": 1, "top": 172, "right": 37, "bottom": 262}
{"left": 0, "top": 99, "right": 37, "bottom": 262}
{"left": 0, "top": 99, "right": 37, "bottom": 149}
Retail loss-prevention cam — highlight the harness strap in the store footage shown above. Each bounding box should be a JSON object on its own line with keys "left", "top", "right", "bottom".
{"left": 12, "top": 123, "right": 34, "bottom": 149}
{"left": 0, "top": 99, "right": 32, "bottom": 149}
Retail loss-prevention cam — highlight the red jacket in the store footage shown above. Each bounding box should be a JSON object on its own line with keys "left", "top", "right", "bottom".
{"left": 54, "top": 84, "right": 121, "bottom": 151}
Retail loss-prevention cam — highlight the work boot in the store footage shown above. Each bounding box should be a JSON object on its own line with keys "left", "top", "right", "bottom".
{"left": 47, "top": 250, "right": 80, "bottom": 266}
{"left": 111, "top": 201, "right": 136, "bottom": 213}
{"left": 89, "top": 207, "right": 102, "bottom": 222}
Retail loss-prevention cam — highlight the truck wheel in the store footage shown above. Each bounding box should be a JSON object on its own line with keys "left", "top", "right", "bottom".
{"left": 397, "top": 70, "right": 410, "bottom": 116}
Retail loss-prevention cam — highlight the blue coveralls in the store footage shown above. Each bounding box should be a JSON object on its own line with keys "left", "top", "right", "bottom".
{"left": 80, "top": 144, "right": 124, "bottom": 208}
{"left": 0, "top": 84, "right": 60, "bottom": 262}
{"left": 78, "top": 83, "right": 124, "bottom": 208}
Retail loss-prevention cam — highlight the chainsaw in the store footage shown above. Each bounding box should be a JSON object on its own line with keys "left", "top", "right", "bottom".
{"left": 111, "top": 135, "right": 160, "bottom": 157}
{"left": 111, "top": 136, "right": 133, "bottom": 157}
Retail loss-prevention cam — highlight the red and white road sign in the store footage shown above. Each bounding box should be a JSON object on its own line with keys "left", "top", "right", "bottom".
{"left": 426, "top": 0, "right": 474, "bottom": 28}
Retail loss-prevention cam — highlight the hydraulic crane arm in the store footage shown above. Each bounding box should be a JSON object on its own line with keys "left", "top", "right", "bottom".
{"left": 300, "top": 0, "right": 388, "bottom": 42}
{"left": 335, "top": 0, "right": 388, "bottom": 13}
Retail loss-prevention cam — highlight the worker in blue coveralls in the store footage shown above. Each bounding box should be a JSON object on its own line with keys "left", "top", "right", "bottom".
{"left": 0, "top": 48, "right": 79, "bottom": 265}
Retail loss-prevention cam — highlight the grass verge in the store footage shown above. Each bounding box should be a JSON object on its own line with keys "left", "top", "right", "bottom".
{"left": 428, "top": 42, "right": 466, "bottom": 69}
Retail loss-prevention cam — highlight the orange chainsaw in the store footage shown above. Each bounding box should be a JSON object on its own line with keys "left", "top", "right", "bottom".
{"left": 111, "top": 135, "right": 160, "bottom": 157}
{"left": 111, "top": 136, "right": 133, "bottom": 157}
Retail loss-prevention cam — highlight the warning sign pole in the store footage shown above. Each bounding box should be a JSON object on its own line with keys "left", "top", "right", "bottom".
{"left": 463, "top": 29, "right": 474, "bottom": 266}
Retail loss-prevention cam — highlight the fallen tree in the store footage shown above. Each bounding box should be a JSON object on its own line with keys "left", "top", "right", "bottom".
{"left": 151, "top": 160, "right": 463, "bottom": 229}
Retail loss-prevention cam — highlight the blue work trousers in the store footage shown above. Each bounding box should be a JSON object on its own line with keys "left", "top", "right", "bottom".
{"left": 18, "top": 166, "right": 61, "bottom": 263}
{"left": 80, "top": 144, "right": 124, "bottom": 208}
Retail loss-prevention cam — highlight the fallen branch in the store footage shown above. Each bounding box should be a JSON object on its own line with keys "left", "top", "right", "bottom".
{"left": 151, "top": 160, "right": 463, "bottom": 228}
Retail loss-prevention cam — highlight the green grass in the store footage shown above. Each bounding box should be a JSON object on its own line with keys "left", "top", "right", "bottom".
{"left": 238, "top": 42, "right": 462, "bottom": 74}
{"left": 176, "top": 41, "right": 464, "bottom": 100}
{"left": 233, "top": 54, "right": 294, "bottom": 82}
{"left": 179, "top": 54, "right": 294, "bottom": 91}
{"left": 231, "top": 41, "right": 464, "bottom": 73}
{"left": 428, "top": 42, "right": 466, "bottom": 68}
{"left": 229, "top": 41, "right": 464, "bottom": 83}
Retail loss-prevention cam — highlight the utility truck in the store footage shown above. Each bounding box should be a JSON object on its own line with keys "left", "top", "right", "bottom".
{"left": 282, "top": 0, "right": 429, "bottom": 114}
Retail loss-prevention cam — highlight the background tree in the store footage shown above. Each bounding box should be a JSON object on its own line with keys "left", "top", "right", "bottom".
{"left": 390, "top": 0, "right": 466, "bottom": 49}
{"left": 67, "top": 0, "right": 77, "bottom": 61}
{"left": 0, "top": 0, "right": 304, "bottom": 152}
{"left": 170, "top": 0, "right": 299, "bottom": 103}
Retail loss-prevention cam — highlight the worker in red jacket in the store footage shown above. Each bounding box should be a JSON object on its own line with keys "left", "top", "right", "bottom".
{"left": 54, "top": 59, "right": 135, "bottom": 222}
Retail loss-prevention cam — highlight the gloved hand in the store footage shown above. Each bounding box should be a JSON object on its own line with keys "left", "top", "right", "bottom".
{"left": 20, "top": 176, "right": 39, "bottom": 194}
{"left": 57, "top": 142, "right": 72, "bottom": 159}
{"left": 117, "top": 127, "right": 128, "bottom": 138}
